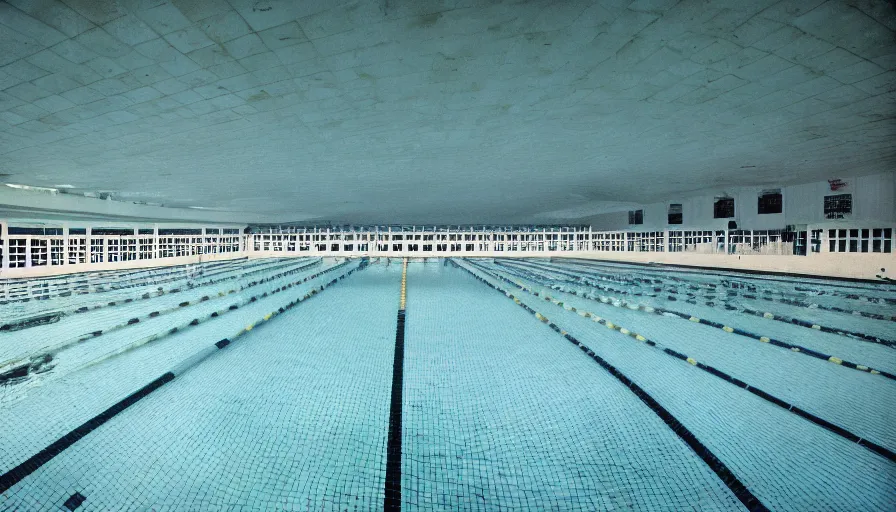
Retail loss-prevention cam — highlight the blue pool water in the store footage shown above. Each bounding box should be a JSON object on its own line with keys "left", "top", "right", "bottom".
{"left": 1, "top": 258, "right": 894, "bottom": 510}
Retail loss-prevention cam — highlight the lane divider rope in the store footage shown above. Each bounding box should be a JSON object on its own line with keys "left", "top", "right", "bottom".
{"left": 452, "top": 259, "right": 770, "bottom": 512}
{"left": 465, "top": 259, "right": 896, "bottom": 464}
{"left": 0, "top": 258, "right": 371, "bottom": 496}
{"left": 508, "top": 259, "right": 896, "bottom": 346}
{"left": 70, "top": 261, "right": 358, "bottom": 375}
{"left": 494, "top": 261, "right": 895, "bottom": 380}
{"left": 0, "top": 258, "right": 312, "bottom": 332}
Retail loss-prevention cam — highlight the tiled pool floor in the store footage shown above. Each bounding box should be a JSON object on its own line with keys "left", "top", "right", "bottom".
{"left": 1, "top": 258, "right": 894, "bottom": 511}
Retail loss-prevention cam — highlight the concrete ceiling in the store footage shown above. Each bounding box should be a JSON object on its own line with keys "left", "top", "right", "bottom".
{"left": 0, "top": 0, "right": 894, "bottom": 225}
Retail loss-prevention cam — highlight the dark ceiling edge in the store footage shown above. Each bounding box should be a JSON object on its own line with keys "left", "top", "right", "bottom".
{"left": 0, "top": 205, "right": 246, "bottom": 226}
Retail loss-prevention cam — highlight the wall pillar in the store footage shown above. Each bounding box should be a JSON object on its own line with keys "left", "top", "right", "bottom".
{"left": 25, "top": 237, "right": 32, "bottom": 268}
{"left": 1, "top": 220, "right": 8, "bottom": 270}
{"left": 62, "top": 224, "right": 70, "bottom": 265}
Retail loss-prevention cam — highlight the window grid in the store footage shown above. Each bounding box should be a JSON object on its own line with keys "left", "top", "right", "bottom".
{"left": 8, "top": 239, "right": 26, "bottom": 268}
{"left": 69, "top": 238, "right": 87, "bottom": 264}
{"left": 50, "top": 239, "right": 64, "bottom": 265}
{"left": 29, "top": 239, "right": 48, "bottom": 266}
{"left": 828, "top": 228, "right": 892, "bottom": 253}
{"left": 90, "top": 239, "right": 104, "bottom": 263}
{"left": 139, "top": 238, "right": 155, "bottom": 260}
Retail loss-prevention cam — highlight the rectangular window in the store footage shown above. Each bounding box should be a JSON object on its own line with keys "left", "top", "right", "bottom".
{"left": 30, "top": 239, "right": 48, "bottom": 266}
{"left": 50, "top": 239, "right": 64, "bottom": 265}
{"left": 158, "top": 228, "right": 202, "bottom": 236}
{"left": 107, "top": 239, "right": 120, "bottom": 262}
{"left": 758, "top": 189, "right": 782, "bottom": 214}
{"left": 90, "top": 239, "right": 104, "bottom": 263}
{"left": 668, "top": 204, "right": 683, "bottom": 225}
{"left": 628, "top": 210, "right": 643, "bottom": 225}
{"left": 139, "top": 238, "right": 154, "bottom": 259}
{"left": 122, "top": 239, "right": 137, "bottom": 261}
{"left": 159, "top": 237, "right": 174, "bottom": 258}
{"left": 714, "top": 197, "right": 735, "bottom": 218}
{"left": 9, "top": 239, "right": 26, "bottom": 268}
{"left": 825, "top": 227, "right": 891, "bottom": 253}
{"left": 69, "top": 238, "right": 87, "bottom": 263}
{"left": 91, "top": 228, "right": 134, "bottom": 236}
{"left": 8, "top": 227, "right": 62, "bottom": 236}
{"left": 824, "top": 194, "right": 852, "bottom": 219}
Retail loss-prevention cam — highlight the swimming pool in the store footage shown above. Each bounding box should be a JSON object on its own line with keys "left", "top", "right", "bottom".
{"left": 1, "top": 257, "right": 894, "bottom": 510}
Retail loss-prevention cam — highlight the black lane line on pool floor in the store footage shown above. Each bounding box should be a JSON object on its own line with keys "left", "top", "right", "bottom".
{"left": 475, "top": 261, "right": 896, "bottom": 464}
{"left": 385, "top": 260, "right": 407, "bottom": 511}
{"left": 0, "top": 371, "right": 175, "bottom": 494}
{"left": 453, "top": 259, "right": 770, "bottom": 511}
{"left": 385, "top": 309, "right": 406, "bottom": 511}
{"left": 0, "top": 260, "right": 371, "bottom": 496}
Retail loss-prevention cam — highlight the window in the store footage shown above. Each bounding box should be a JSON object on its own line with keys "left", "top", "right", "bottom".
{"left": 628, "top": 210, "right": 643, "bottom": 225}
{"left": 668, "top": 204, "right": 682, "bottom": 225}
{"left": 139, "top": 238, "right": 154, "bottom": 259}
{"left": 122, "top": 239, "right": 137, "bottom": 261}
{"left": 50, "top": 239, "right": 64, "bottom": 265}
{"left": 714, "top": 197, "right": 735, "bottom": 218}
{"left": 8, "top": 227, "right": 62, "bottom": 235}
{"left": 9, "top": 239, "right": 26, "bottom": 268}
{"left": 159, "top": 237, "right": 174, "bottom": 258}
{"left": 828, "top": 228, "right": 892, "bottom": 253}
{"left": 91, "top": 228, "right": 134, "bottom": 236}
{"left": 668, "top": 231, "right": 684, "bottom": 252}
{"left": 758, "top": 189, "right": 782, "bottom": 214}
{"left": 158, "top": 228, "right": 202, "bottom": 236}
{"left": 90, "top": 239, "right": 104, "bottom": 263}
{"left": 824, "top": 194, "right": 851, "bottom": 219}
{"left": 107, "top": 239, "right": 120, "bottom": 262}
{"left": 69, "top": 238, "right": 87, "bottom": 263}
{"left": 810, "top": 229, "right": 823, "bottom": 253}
{"left": 30, "top": 239, "right": 48, "bottom": 266}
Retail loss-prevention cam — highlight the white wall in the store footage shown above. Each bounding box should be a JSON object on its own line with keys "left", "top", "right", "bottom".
{"left": 587, "top": 172, "right": 895, "bottom": 231}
